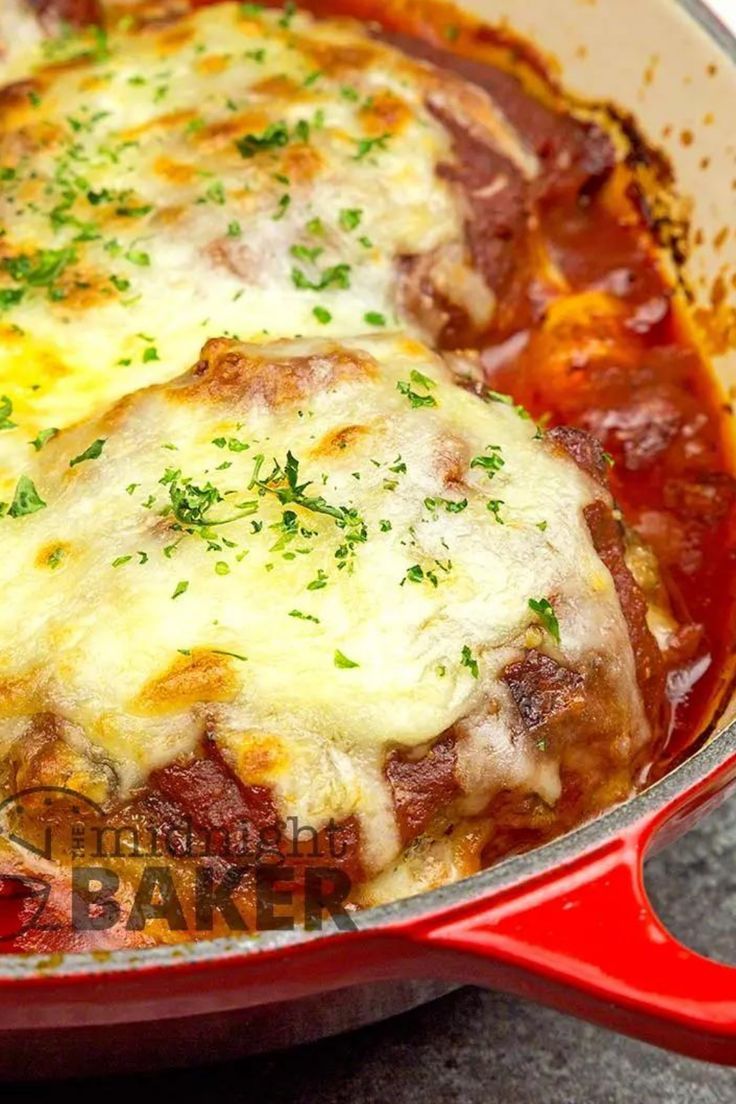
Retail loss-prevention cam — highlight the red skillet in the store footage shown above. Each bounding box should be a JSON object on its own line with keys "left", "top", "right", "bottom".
{"left": 1, "top": 0, "right": 736, "bottom": 1080}
{"left": 0, "top": 720, "right": 735, "bottom": 1079}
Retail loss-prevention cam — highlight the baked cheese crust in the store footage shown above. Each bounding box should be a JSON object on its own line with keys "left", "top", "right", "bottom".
{"left": 0, "top": 0, "right": 530, "bottom": 505}
{"left": 0, "top": 332, "right": 651, "bottom": 895}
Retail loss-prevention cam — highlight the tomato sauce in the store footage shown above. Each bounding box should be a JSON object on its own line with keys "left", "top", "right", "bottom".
{"left": 293, "top": 0, "right": 736, "bottom": 771}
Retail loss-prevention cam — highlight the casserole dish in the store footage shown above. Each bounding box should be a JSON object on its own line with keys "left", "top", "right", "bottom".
{"left": 1, "top": 0, "right": 736, "bottom": 1077}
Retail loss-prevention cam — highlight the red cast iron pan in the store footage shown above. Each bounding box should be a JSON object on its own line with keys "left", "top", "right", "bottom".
{"left": 1, "top": 0, "right": 736, "bottom": 1080}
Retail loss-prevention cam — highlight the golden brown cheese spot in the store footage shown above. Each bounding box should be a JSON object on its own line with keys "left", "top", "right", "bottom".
{"left": 434, "top": 432, "right": 470, "bottom": 487}
{"left": 119, "top": 108, "right": 198, "bottom": 142}
{"left": 311, "top": 423, "right": 371, "bottom": 458}
{"left": 251, "top": 73, "right": 299, "bottom": 98}
{"left": 281, "top": 142, "right": 324, "bottom": 183}
{"left": 35, "top": 540, "right": 72, "bottom": 571}
{"left": 228, "top": 731, "right": 289, "bottom": 786}
{"left": 53, "top": 266, "right": 113, "bottom": 311}
{"left": 153, "top": 23, "right": 196, "bottom": 54}
{"left": 195, "top": 53, "right": 232, "bottom": 77}
{"left": 152, "top": 203, "right": 187, "bottom": 227}
{"left": 359, "top": 91, "right": 412, "bottom": 137}
{"left": 78, "top": 73, "right": 108, "bottom": 93}
{"left": 184, "top": 337, "right": 379, "bottom": 409}
{"left": 303, "top": 40, "right": 376, "bottom": 76}
{"left": 196, "top": 109, "right": 271, "bottom": 151}
{"left": 153, "top": 155, "right": 197, "bottom": 186}
{"left": 0, "top": 119, "right": 63, "bottom": 159}
{"left": 133, "top": 651, "right": 239, "bottom": 716}
{"left": 0, "top": 672, "right": 41, "bottom": 718}
{"left": 0, "top": 80, "right": 41, "bottom": 119}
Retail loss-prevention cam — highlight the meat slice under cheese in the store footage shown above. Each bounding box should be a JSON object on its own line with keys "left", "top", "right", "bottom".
{"left": 0, "top": 333, "right": 658, "bottom": 899}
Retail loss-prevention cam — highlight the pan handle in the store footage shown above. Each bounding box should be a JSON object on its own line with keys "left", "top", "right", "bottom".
{"left": 408, "top": 755, "right": 736, "bottom": 1064}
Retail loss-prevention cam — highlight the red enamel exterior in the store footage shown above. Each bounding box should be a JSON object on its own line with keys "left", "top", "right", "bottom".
{"left": 1, "top": 739, "right": 736, "bottom": 1068}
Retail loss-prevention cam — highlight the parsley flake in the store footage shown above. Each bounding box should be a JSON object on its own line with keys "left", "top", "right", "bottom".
{"left": 0, "top": 396, "right": 16, "bottom": 431}
{"left": 334, "top": 649, "right": 359, "bottom": 669}
{"left": 470, "top": 445, "right": 504, "bottom": 478}
{"left": 69, "top": 438, "right": 106, "bottom": 467}
{"left": 528, "top": 597, "right": 560, "bottom": 643}
{"left": 8, "top": 475, "right": 46, "bottom": 518}
{"left": 460, "top": 645, "right": 479, "bottom": 679}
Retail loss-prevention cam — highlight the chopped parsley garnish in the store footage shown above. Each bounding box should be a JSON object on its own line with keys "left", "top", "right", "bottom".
{"left": 353, "top": 133, "right": 391, "bottom": 160}
{"left": 460, "top": 644, "right": 479, "bottom": 679}
{"left": 291, "top": 244, "right": 323, "bottom": 264}
{"left": 364, "top": 312, "right": 386, "bottom": 327}
{"left": 313, "top": 306, "right": 332, "bottom": 324}
{"left": 30, "top": 427, "right": 59, "bottom": 451}
{"left": 115, "top": 204, "right": 153, "bottom": 219}
{"left": 126, "top": 248, "right": 150, "bottom": 267}
{"left": 289, "top": 609, "right": 320, "bottom": 623}
{"left": 470, "top": 445, "right": 504, "bottom": 478}
{"left": 278, "top": 0, "right": 297, "bottom": 28}
{"left": 292, "top": 263, "right": 351, "bottom": 291}
{"left": 161, "top": 468, "right": 258, "bottom": 531}
{"left": 484, "top": 388, "right": 531, "bottom": 421}
{"left": 307, "top": 568, "right": 329, "bottom": 590}
{"left": 2, "top": 247, "right": 76, "bottom": 303}
{"left": 235, "top": 120, "right": 290, "bottom": 158}
{"left": 227, "top": 220, "right": 242, "bottom": 238}
{"left": 486, "top": 499, "right": 505, "bottom": 523}
{"left": 41, "top": 24, "right": 109, "bottom": 66}
{"left": 47, "top": 546, "right": 65, "bottom": 569}
{"left": 251, "top": 451, "right": 366, "bottom": 568}
{"left": 273, "top": 193, "right": 291, "bottom": 220}
{"left": 211, "top": 436, "right": 249, "bottom": 452}
{"left": 112, "top": 555, "right": 132, "bottom": 568}
{"left": 204, "top": 182, "right": 226, "bottom": 206}
{"left": 397, "top": 369, "right": 437, "bottom": 409}
{"left": 0, "top": 289, "right": 24, "bottom": 310}
{"left": 339, "top": 208, "right": 362, "bottom": 231}
{"left": 528, "top": 597, "right": 561, "bottom": 644}
{"left": 334, "top": 649, "right": 359, "bottom": 669}
{"left": 211, "top": 648, "right": 248, "bottom": 662}
{"left": 8, "top": 475, "right": 46, "bottom": 518}
{"left": 424, "top": 497, "right": 467, "bottom": 515}
{"left": 69, "top": 438, "right": 106, "bottom": 467}
{"left": 0, "top": 396, "right": 15, "bottom": 431}
{"left": 172, "top": 580, "right": 189, "bottom": 600}
{"left": 142, "top": 346, "right": 159, "bottom": 363}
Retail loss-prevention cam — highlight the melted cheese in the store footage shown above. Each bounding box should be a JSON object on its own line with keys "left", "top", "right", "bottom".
{"left": 0, "top": 333, "right": 649, "bottom": 880}
{"left": 0, "top": 1, "right": 477, "bottom": 501}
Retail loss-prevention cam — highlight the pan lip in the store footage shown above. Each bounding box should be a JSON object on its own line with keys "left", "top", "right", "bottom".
{"left": 0, "top": 0, "right": 735, "bottom": 986}
{"left": 1, "top": 721, "right": 735, "bottom": 984}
